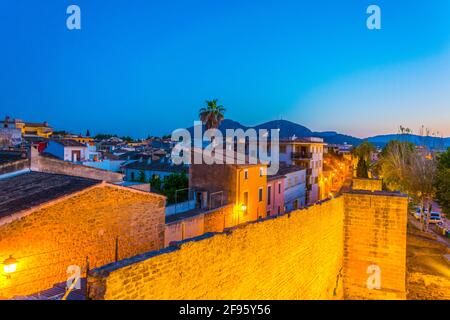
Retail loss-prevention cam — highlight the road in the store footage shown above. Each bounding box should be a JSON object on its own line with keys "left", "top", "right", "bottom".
{"left": 406, "top": 214, "right": 450, "bottom": 300}
{"left": 409, "top": 209, "right": 449, "bottom": 248}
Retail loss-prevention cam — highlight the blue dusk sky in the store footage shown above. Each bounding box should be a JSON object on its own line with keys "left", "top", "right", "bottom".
{"left": 1, "top": 0, "right": 449, "bottom": 138}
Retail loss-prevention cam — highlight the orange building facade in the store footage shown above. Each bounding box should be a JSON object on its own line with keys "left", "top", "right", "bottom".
{"left": 189, "top": 163, "right": 268, "bottom": 225}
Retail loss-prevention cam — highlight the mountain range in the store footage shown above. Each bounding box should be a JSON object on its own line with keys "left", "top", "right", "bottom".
{"left": 189, "top": 119, "right": 450, "bottom": 149}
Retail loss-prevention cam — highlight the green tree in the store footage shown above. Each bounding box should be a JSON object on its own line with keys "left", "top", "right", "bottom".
{"left": 353, "top": 141, "right": 376, "bottom": 163}
{"left": 120, "top": 136, "right": 134, "bottom": 143}
{"left": 199, "top": 99, "right": 226, "bottom": 130}
{"left": 356, "top": 156, "right": 369, "bottom": 178}
{"left": 377, "top": 140, "right": 437, "bottom": 230}
{"left": 377, "top": 141, "right": 414, "bottom": 191}
{"left": 94, "top": 133, "right": 117, "bottom": 140}
{"left": 161, "top": 173, "right": 189, "bottom": 204}
{"left": 435, "top": 148, "right": 450, "bottom": 218}
{"left": 149, "top": 175, "right": 162, "bottom": 193}
{"left": 138, "top": 170, "right": 147, "bottom": 183}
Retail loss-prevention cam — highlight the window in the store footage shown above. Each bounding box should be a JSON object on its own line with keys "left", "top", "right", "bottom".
{"left": 259, "top": 187, "right": 263, "bottom": 202}
{"left": 259, "top": 167, "right": 264, "bottom": 177}
{"left": 244, "top": 169, "right": 249, "bottom": 180}
{"left": 267, "top": 186, "right": 272, "bottom": 205}
{"left": 243, "top": 192, "right": 249, "bottom": 215}
{"left": 278, "top": 183, "right": 281, "bottom": 194}
{"left": 130, "top": 172, "right": 135, "bottom": 181}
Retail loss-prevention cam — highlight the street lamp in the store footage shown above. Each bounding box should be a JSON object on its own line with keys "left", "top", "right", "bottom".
{"left": 3, "top": 255, "right": 17, "bottom": 279}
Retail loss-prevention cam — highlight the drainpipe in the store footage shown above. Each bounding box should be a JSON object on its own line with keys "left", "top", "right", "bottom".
{"left": 236, "top": 168, "right": 241, "bottom": 226}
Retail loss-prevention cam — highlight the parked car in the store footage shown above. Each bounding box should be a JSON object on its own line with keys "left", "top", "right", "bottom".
{"left": 414, "top": 207, "right": 427, "bottom": 220}
{"left": 429, "top": 212, "right": 442, "bottom": 224}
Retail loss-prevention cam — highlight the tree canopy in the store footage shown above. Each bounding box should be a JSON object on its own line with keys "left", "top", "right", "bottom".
{"left": 435, "top": 148, "right": 450, "bottom": 217}
{"left": 199, "top": 99, "right": 226, "bottom": 130}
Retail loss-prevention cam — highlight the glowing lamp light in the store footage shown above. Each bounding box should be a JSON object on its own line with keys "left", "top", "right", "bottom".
{"left": 3, "top": 255, "right": 17, "bottom": 277}
{"left": 241, "top": 205, "right": 247, "bottom": 212}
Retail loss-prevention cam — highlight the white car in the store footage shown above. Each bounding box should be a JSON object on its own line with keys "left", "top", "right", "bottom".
{"left": 429, "top": 212, "right": 442, "bottom": 224}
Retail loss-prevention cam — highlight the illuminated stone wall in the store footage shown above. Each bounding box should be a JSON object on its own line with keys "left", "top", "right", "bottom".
{"left": 343, "top": 191, "right": 408, "bottom": 299}
{"left": 89, "top": 188, "right": 408, "bottom": 300}
{"left": 164, "top": 204, "right": 235, "bottom": 247}
{"left": 352, "top": 178, "right": 383, "bottom": 192}
{"left": 89, "top": 198, "right": 346, "bottom": 300}
{"left": 0, "top": 185, "right": 165, "bottom": 298}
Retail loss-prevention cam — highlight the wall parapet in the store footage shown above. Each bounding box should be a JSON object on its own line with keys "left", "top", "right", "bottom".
{"left": 342, "top": 190, "right": 408, "bottom": 300}
{"left": 30, "top": 147, "right": 124, "bottom": 183}
{"left": 89, "top": 198, "right": 346, "bottom": 300}
{"left": 0, "top": 159, "right": 29, "bottom": 176}
{"left": 352, "top": 178, "right": 383, "bottom": 192}
{"left": 87, "top": 187, "right": 408, "bottom": 300}
{"left": 164, "top": 204, "right": 235, "bottom": 247}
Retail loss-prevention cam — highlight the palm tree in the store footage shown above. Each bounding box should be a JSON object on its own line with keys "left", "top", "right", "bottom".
{"left": 199, "top": 99, "right": 226, "bottom": 130}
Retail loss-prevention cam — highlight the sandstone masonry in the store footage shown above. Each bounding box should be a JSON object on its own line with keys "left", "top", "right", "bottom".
{"left": 0, "top": 184, "right": 165, "bottom": 298}
{"left": 88, "top": 180, "right": 408, "bottom": 300}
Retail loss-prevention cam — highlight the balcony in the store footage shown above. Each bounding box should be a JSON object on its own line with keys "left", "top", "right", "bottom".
{"left": 291, "top": 152, "right": 312, "bottom": 160}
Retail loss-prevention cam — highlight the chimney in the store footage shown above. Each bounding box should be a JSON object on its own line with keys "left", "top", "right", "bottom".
{"left": 29, "top": 145, "right": 40, "bottom": 171}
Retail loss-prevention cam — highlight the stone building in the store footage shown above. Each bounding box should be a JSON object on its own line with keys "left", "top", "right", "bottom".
{"left": 0, "top": 171, "right": 165, "bottom": 298}
{"left": 3, "top": 116, "right": 53, "bottom": 138}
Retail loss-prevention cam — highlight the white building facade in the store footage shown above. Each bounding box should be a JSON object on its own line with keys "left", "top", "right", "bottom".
{"left": 280, "top": 167, "right": 307, "bottom": 212}
{"left": 45, "top": 140, "right": 87, "bottom": 162}
{"left": 279, "top": 137, "right": 325, "bottom": 204}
